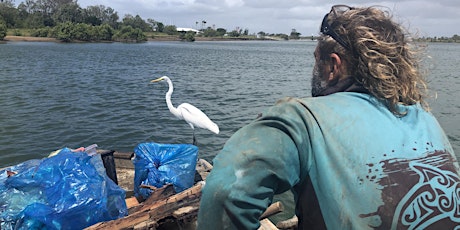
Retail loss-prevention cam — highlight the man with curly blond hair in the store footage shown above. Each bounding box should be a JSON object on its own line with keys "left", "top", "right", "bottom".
{"left": 198, "top": 5, "right": 459, "bottom": 229}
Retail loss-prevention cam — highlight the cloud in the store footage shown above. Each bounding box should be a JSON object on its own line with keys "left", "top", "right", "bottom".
{"left": 224, "top": 0, "right": 244, "bottom": 7}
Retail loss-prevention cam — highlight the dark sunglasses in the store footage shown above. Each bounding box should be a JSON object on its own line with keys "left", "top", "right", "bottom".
{"left": 320, "top": 5, "right": 354, "bottom": 50}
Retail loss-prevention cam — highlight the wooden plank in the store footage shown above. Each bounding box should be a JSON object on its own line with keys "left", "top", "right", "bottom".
{"left": 172, "top": 206, "right": 199, "bottom": 219}
{"left": 195, "top": 159, "right": 213, "bottom": 181}
{"left": 113, "top": 151, "right": 135, "bottom": 169}
{"left": 276, "top": 215, "right": 298, "bottom": 229}
{"left": 141, "top": 184, "right": 176, "bottom": 205}
{"left": 113, "top": 151, "right": 134, "bottom": 159}
{"left": 259, "top": 201, "right": 284, "bottom": 220}
{"left": 259, "top": 218, "right": 278, "bottom": 230}
{"left": 125, "top": 197, "right": 140, "bottom": 209}
{"left": 86, "top": 212, "right": 150, "bottom": 230}
{"left": 129, "top": 184, "right": 176, "bottom": 214}
{"left": 85, "top": 182, "right": 204, "bottom": 230}
{"left": 133, "top": 220, "right": 157, "bottom": 230}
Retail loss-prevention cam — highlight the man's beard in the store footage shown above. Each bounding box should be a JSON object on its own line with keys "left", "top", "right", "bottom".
{"left": 311, "top": 63, "right": 328, "bottom": 97}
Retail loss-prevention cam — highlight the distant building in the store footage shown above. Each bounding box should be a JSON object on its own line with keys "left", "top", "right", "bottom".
{"left": 176, "top": 28, "right": 200, "bottom": 33}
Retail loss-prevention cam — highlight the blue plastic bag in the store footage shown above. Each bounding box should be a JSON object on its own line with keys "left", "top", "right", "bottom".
{"left": 0, "top": 148, "right": 127, "bottom": 230}
{"left": 133, "top": 142, "right": 199, "bottom": 199}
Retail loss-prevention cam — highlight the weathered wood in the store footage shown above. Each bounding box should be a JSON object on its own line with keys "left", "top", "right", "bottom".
{"left": 125, "top": 197, "right": 140, "bottom": 209}
{"left": 138, "top": 184, "right": 158, "bottom": 190}
{"left": 141, "top": 184, "right": 176, "bottom": 206}
{"left": 113, "top": 151, "right": 135, "bottom": 169}
{"left": 197, "top": 158, "right": 213, "bottom": 171}
{"left": 133, "top": 220, "right": 157, "bottom": 230}
{"left": 195, "top": 159, "right": 213, "bottom": 181}
{"left": 259, "top": 201, "right": 284, "bottom": 220}
{"left": 86, "top": 212, "right": 150, "bottom": 230}
{"left": 276, "top": 215, "right": 298, "bottom": 229}
{"left": 172, "top": 206, "right": 199, "bottom": 219}
{"left": 259, "top": 218, "right": 279, "bottom": 230}
{"left": 113, "top": 151, "right": 134, "bottom": 160}
{"left": 85, "top": 182, "right": 204, "bottom": 230}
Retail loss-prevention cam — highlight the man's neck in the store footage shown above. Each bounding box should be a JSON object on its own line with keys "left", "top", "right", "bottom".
{"left": 315, "top": 77, "right": 368, "bottom": 96}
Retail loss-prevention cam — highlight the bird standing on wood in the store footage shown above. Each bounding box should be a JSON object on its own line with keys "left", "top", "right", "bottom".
{"left": 150, "top": 76, "right": 219, "bottom": 145}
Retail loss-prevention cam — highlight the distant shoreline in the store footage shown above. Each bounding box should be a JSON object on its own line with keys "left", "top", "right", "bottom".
{"left": 3, "top": 35, "right": 180, "bottom": 42}
{"left": 2, "top": 35, "right": 284, "bottom": 43}
{"left": 4, "top": 36, "right": 59, "bottom": 42}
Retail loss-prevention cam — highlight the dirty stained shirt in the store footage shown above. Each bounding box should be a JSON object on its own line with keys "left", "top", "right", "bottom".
{"left": 197, "top": 92, "right": 459, "bottom": 229}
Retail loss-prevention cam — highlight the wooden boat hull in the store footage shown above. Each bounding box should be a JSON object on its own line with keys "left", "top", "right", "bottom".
{"left": 86, "top": 150, "right": 212, "bottom": 230}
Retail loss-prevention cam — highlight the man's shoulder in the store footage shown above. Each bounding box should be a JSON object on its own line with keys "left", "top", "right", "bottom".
{"left": 275, "top": 92, "right": 375, "bottom": 109}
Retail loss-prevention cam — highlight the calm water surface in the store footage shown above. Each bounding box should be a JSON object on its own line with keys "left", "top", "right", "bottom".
{"left": 0, "top": 41, "right": 459, "bottom": 168}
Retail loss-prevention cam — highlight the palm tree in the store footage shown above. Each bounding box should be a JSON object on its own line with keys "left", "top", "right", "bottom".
{"left": 201, "top": 20, "right": 206, "bottom": 30}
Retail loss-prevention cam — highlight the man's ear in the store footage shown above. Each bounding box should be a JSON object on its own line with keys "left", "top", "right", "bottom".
{"left": 328, "top": 53, "right": 342, "bottom": 81}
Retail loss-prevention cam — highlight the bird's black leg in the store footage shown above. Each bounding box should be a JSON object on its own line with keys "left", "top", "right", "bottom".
{"left": 192, "top": 130, "right": 197, "bottom": 146}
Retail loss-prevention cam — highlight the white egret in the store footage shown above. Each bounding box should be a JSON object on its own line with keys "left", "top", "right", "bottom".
{"left": 150, "top": 76, "right": 219, "bottom": 145}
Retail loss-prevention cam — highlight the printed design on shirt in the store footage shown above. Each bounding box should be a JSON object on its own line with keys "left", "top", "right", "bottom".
{"left": 391, "top": 161, "right": 460, "bottom": 229}
{"left": 361, "top": 150, "right": 460, "bottom": 229}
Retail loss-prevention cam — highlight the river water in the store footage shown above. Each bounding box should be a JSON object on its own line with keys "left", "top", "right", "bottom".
{"left": 0, "top": 41, "right": 459, "bottom": 168}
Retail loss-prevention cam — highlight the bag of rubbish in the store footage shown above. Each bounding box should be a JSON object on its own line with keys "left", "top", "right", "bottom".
{"left": 0, "top": 148, "right": 127, "bottom": 230}
{"left": 133, "top": 142, "right": 198, "bottom": 199}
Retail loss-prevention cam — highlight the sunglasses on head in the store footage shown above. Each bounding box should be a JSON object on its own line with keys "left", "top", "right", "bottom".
{"left": 320, "top": 5, "right": 354, "bottom": 50}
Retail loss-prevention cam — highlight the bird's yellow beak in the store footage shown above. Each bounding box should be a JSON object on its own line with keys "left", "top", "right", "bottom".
{"left": 150, "top": 77, "right": 164, "bottom": 83}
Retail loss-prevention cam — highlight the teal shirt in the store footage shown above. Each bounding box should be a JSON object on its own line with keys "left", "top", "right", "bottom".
{"left": 197, "top": 92, "right": 459, "bottom": 229}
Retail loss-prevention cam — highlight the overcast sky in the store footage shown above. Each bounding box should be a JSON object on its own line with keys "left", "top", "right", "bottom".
{"left": 76, "top": 0, "right": 459, "bottom": 37}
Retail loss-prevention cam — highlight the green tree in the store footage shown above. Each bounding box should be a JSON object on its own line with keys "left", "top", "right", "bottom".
{"left": 17, "top": 0, "right": 78, "bottom": 28}
{"left": 0, "top": 20, "right": 7, "bottom": 40}
{"left": 121, "top": 14, "right": 151, "bottom": 32}
{"left": 242, "top": 28, "right": 248, "bottom": 36}
{"left": 19, "top": 0, "right": 36, "bottom": 14}
{"left": 83, "top": 5, "right": 118, "bottom": 28}
{"left": 102, "top": 6, "right": 118, "bottom": 29}
{"left": 216, "top": 28, "right": 226, "bottom": 36}
{"left": 163, "top": 25, "right": 177, "bottom": 35}
{"left": 30, "top": 0, "right": 77, "bottom": 26}
{"left": 257, "top": 31, "right": 266, "bottom": 38}
{"left": 202, "top": 27, "right": 216, "bottom": 37}
{"left": 16, "top": 2, "right": 30, "bottom": 27}
{"left": 53, "top": 2, "right": 82, "bottom": 24}
{"left": 453, "top": 34, "right": 460, "bottom": 42}
{"left": 72, "top": 22, "right": 91, "bottom": 41}
{"left": 201, "top": 20, "right": 206, "bottom": 30}
{"left": 289, "top": 29, "right": 301, "bottom": 40}
{"left": 49, "top": 21, "right": 115, "bottom": 41}
{"left": 31, "top": 26, "right": 52, "bottom": 37}
{"left": 113, "top": 25, "right": 146, "bottom": 42}
{"left": 83, "top": 14, "right": 101, "bottom": 26}
{"left": 96, "top": 23, "right": 114, "bottom": 40}
{"left": 156, "top": 22, "right": 164, "bottom": 32}
{"left": 53, "top": 21, "right": 73, "bottom": 41}
{"left": 147, "top": 18, "right": 164, "bottom": 32}
{"left": 0, "top": 1, "right": 19, "bottom": 28}
{"left": 228, "top": 30, "right": 240, "bottom": 37}
{"left": 277, "top": 33, "right": 289, "bottom": 40}
{"left": 179, "top": 31, "right": 195, "bottom": 42}
{"left": 83, "top": 5, "right": 104, "bottom": 25}
{"left": 23, "top": 11, "right": 48, "bottom": 28}
{"left": 36, "top": 0, "right": 76, "bottom": 15}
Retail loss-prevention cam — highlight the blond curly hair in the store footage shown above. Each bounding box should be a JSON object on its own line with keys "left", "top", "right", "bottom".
{"left": 318, "top": 6, "right": 428, "bottom": 115}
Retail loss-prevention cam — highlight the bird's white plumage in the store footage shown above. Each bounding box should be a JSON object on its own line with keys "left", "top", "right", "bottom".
{"left": 151, "top": 76, "right": 219, "bottom": 135}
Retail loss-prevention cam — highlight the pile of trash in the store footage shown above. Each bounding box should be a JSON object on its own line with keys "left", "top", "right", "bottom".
{"left": 133, "top": 142, "right": 199, "bottom": 200}
{"left": 0, "top": 147, "right": 127, "bottom": 230}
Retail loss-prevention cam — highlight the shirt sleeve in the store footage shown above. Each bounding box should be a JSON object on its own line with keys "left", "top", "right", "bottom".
{"left": 197, "top": 98, "right": 313, "bottom": 229}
